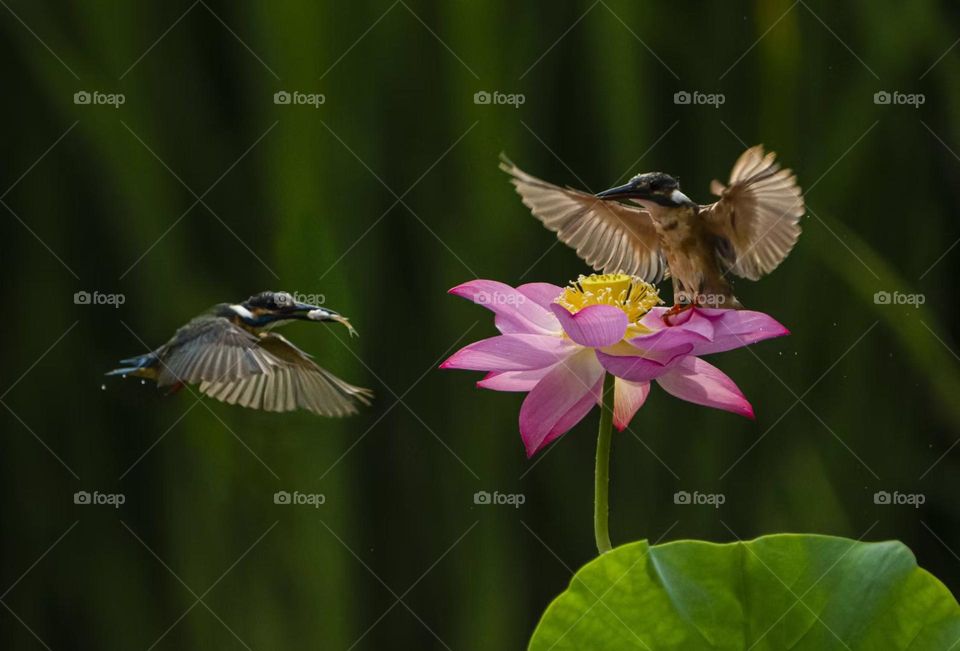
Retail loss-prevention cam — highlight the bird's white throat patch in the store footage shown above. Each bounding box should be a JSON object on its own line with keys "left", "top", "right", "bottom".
{"left": 670, "top": 189, "right": 692, "bottom": 205}
{"left": 229, "top": 304, "right": 254, "bottom": 319}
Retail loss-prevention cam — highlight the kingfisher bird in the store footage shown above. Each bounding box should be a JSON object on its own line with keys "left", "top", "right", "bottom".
{"left": 106, "top": 291, "right": 373, "bottom": 416}
{"left": 501, "top": 146, "right": 805, "bottom": 314}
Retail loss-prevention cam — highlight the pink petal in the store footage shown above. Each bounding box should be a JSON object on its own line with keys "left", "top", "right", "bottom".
{"left": 449, "top": 280, "right": 559, "bottom": 335}
{"left": 639, "top": 307, "right": 715, "bottom": 338}
{"left": 596, "top": 345, "right": 692, "bottom": 382}
{"left": 613, "top": 378, "right": 650, "bottom": 431}
{"left": 670, "top": 309, "right": 715, "bottom": 339}
{"left": 549, "top": 303, "right": 629, "bottom": 348}
{"left": 627, "top": 326, "right": 709, "bottom": 361}
{"left": 477, "top": 367, "right": 553, "bottom": 392}
{"left": 693, "top": 309, "right": 790, "bottom": 355}
{"left": 639, "top": 307, "right": 788, "bottom": 356}
{"left": 517, "top": 283, "right": 565, "bottom": 310}
{"left": 639, "top": 306, "right": 684, "bottom": 329}
{"left": 519, "top": 350, "right": 604, "bottom": 456}
{"left": 440, "top": 334, "right": 575, "bottom": 372}
{"left": 535, "top": 374, "right": 606, "bottom": 454}
{"left": 655, "top": 357, "right": 754, "bottom": 419}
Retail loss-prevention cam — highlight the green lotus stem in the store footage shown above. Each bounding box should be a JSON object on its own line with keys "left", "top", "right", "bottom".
{"left": 594, "top": 372, "right": 615, "bottom": 554}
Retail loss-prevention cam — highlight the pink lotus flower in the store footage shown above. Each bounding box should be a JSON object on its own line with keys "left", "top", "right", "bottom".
{"left": 441, "top": 274, "right": 789, "bottom": 457}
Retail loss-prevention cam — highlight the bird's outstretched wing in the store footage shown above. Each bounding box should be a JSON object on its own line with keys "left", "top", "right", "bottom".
{"left": 157, "top": 317, "right": 372, "bottom": 416}
{"left": 500, "top": 156, "right": 667, "bottom": 283}
{"left": 157, "top": 316, "right": 267, "bottom": 386}
{"left": 700, "top": 145, "right": 805, "bottom": 280}
{"left": 198, "top": 332, "right": 373, "bottom": 417}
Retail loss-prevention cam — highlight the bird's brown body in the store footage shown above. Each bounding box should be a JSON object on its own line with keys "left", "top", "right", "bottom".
{"left": 647, "top": 202, "right": 739, "bottom": 308}
{"left": 501, "top": 146, "right": 805, "bottom": 309}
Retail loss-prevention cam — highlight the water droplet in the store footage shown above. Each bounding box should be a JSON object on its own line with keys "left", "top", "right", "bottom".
{"left": 101, "top": 384, "right": 106, "bottom": 391}
{"left": 121, "top": 374, "right": 127, "bottom": 380}
{"left": 140, "top": 379, "right": 146, "bottom": 385}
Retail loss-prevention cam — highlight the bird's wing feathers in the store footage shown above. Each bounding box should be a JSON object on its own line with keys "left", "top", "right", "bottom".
{"left": 158, "top": 317, "right": 371, "bottom": 416}
{"left": 500, "top": 157, "right": 667, "bottom": 283}
{"left": 157, "top": 317, "right": 267, "bottom": 386}
{"left": 197, "top": 332, "right": 373, "bottom": 417}
{"left": 700, "top": 145, "right": 805, "bottom": 280}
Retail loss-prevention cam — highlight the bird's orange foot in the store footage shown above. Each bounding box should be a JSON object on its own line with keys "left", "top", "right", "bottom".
{"left": 164, "top": 381, "right": 184, "bottom": 396}
{"left": 662, "top": 303, "right": 692, "bottom": 326}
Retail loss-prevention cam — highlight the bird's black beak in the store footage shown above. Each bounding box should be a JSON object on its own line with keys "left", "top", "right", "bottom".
{"left": 596, "top": 180, "right": 649, "bottom": 200}
{"left": 275, "top": 301, "right": 324, "bottom": 320}
{"left": 291, "top": 301, "right": 323, "bottom": 316}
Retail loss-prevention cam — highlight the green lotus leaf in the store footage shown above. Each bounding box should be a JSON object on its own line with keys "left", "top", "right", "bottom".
{"left": 530, "top": 534, "right": 960, "bottom": 650}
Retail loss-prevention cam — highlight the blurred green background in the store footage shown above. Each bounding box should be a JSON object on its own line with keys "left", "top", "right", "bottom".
{"left": 2, "top": 1, "right": 959, "bottom": 648}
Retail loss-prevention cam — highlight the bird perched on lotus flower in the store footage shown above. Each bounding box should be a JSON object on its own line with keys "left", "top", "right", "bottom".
{"left": 501, "top": 146, "right": 805, "bottom": 317}
{"left": 107, "top": 291, "right": 372, "bottom": 416}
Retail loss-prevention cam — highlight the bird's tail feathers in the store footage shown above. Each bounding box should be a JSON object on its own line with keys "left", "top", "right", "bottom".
{"left": 118, "top": 354, "right": 153, "bottom": 366}
{"left": 106, "top": 353, "right": 158, "bottom": 379}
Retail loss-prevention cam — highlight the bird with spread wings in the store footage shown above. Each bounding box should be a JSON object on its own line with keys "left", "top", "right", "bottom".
{"left": 501, "top": 145, "right": 805, "bottom": 311}
{"left": 107, "top": 291, "right": 372, "bottom": 416}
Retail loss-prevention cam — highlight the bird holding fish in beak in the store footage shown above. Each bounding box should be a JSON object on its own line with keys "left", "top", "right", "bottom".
{"left": 501, "top": 146, "right": 805, "bottom": 318}
{"left": 106, "top": 291, "right": 372, "bottom": 416}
